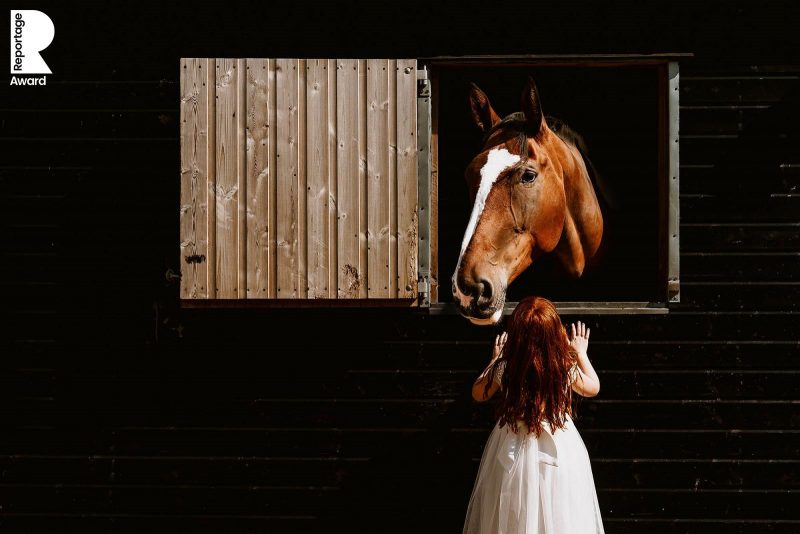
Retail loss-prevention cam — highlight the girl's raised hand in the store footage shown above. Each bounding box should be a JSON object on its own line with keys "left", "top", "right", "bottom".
{"left": 569, "top": 321, "right": 590, "bottom": 356}
{"left": 492, "top": 331, "right": 508, "bottom": 361}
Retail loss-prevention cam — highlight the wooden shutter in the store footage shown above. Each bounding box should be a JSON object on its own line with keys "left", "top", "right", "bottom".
{"left": 179, "top": 58, "right": 419, "bottom": 302}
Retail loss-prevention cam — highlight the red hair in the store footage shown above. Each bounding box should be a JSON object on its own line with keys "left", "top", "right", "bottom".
{"left": 486, "top": 296, "right": 577, "bottom": 436}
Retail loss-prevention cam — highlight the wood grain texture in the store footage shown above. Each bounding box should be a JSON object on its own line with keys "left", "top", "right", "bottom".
{"left": 179, "top": 58, "right": 209, "bottom": 298}
{"left": 206, "top": 60, "right": 217, "bottom": 298}
{"left": 396, "top": 59, "right": 418, "bottom": 298}
{"left": 336, "top": 59, "right": 362, "bottom": 298}
{"left": 276, "top": 58, "right": 299, "bottom": 298}
{"left": 298, "top": 60, "right": 308, "bottom": 298}
{"left": 180, "top": 57, "right": 417, "bottom": 302}
{"left": 245, "top": 58, "right": 272, "bottom": 297}
{"left": 358, "top": 59, "right": 369, "bottom": 299}
{"left": 236, "top": 59, "right": 247, "bottom": 296}
{"left": 430, "top": 67, "right": 440, "bottom": 302}
{"left": 366, "top": 59, "right": 391, "bottom": 297}
{"left": 388, "top": 59, "right": 398, "bottom": 297}
{"left": 306, "top": 59, "right": 331, "bottom": 298}
{"left": 327, "top": 60, "right": 339, "bottom": 297}
{"left": 214, "top": 58, "right": 239, "bottom": 298}
{"left": 268, "top": 59, "right": 278, "bottom": 298}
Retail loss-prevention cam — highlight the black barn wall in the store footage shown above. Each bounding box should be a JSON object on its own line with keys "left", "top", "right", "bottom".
{"left": 2, "top": 1, "right": 799, "bottom": 532}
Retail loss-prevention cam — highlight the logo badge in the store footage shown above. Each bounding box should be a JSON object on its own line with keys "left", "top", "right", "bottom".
{"left": 10, "top": 10, "right": 54, "bottom": 85}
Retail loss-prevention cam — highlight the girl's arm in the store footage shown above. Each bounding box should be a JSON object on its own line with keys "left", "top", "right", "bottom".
{"left": 568, "top": 321, "right": 601, "bottom": 398}
{"left": 471, "top": 332, "right": 506, "bottom": 402}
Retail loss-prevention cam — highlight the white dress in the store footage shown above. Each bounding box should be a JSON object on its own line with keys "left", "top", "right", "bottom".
{"left": 463, "top": 362, "right": 605, "bottom": 534}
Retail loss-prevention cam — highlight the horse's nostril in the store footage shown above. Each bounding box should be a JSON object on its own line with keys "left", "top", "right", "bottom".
{"left": 476, "top": 278, "right": 493, "bottom": 301}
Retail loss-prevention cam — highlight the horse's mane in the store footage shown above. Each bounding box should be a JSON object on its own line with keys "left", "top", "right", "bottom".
{"left": 481, "top": 112, "right": 616, "bottom": 211}
{"left": 546, "top": 116, "right": 588, "bottom": 155}
{"left": 481, "top": 111, "right": 529, "bottom": 156}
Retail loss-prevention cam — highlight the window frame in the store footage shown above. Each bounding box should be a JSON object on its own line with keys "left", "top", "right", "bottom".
{"left": 418, "top": 54, "right": 687, "bottom": 315}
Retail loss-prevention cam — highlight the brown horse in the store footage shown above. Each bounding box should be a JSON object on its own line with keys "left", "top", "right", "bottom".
{"left": 451, "top": 77, "right": 603, "bottom": 325}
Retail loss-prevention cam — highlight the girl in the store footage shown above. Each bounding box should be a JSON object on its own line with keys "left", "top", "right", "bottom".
{"left": 463, "top": 296, "right": 604, "bottom": 533}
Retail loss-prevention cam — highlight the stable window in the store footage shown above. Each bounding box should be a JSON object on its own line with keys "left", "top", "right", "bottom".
{"left": 422, "top": 55, "right": 684, "bottom": 316}
{"left": 179, "top": 55, "right": 683, "bottom": 315}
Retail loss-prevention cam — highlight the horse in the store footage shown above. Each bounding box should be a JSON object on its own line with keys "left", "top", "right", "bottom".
{"left": 451, "top": 77, "right": 604, "bottom": 325}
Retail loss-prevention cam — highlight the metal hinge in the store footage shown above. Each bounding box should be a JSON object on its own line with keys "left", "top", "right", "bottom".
{"left": 668, "top": 278, "right": 680, "bottom": 303}
{"left": 416, "top": 64, "right": 432, "bottom": 308}
{"left": 417, "top": 277, "right": 430, "bottom": 307}
{"left": 417, "top": 67, "right": 430, "bottom": 98}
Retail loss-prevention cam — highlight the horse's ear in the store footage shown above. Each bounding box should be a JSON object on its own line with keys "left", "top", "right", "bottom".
{"left": 469, "top": 82, "right": 501, "bottom": 132}
{"left": 521, "top": 76, "right": 545, "bottom": 136}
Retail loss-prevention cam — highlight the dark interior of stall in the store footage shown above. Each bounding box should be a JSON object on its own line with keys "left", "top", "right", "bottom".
{"left": 435, "top": 65, "right": 663, "bottom": 303}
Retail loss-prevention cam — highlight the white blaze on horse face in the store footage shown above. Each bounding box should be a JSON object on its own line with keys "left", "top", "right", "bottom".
{"left": 452, "top": 148, "right": 521, "bottom": 309}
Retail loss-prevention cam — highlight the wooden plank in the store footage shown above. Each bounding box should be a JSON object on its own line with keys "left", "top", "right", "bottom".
{"left": 682, "top": 224, "right": 800, "bottom": 252}
{"left": 276, "top": 58, "right": 299, "bottom": 298}
{"left": 3, "top": 109, "right": 176, "bottom": 138}
{"left": 214, "top": 58, "right": 239, "bottom": 298}
{"left": 171, "top": 367, "right": 792, "bottom": 401}
{"left": 327, "top": 60, "right": 338, "bottom": 297}
{"left": 206, "top": 59, "right": 217, "bottom": 297}
{"left": 306, "top": 59, "right": 330, "bottom": 298}
{"left": 298, "top": 60, "right": 308, "bottom": 298}
{"left": 245, "top": 58, "right": 271, "bottom": 297}
{"left": 336, "top": 59, "right": 362, "bottom": 298}
{"left": 430, "top": 65, "right": 440, "bottom": 303}
{"left": 0, "top": 139, "right": 170, "bottom": 168}
{"left": 358, "top": 59, "right": 368, "bottom": 299}
{"left": 682, "top": 195, "right": 800, "bottom": 223}
{"left": 268, "top": 59, "right": 278, "bottom": 297}
{"left": 179, "top": 58, "right": 209, "bottom": 299}
{"left": 682, "top": 252, "right": 800, "bottom": 282}
{"left": 679, "top": 282, "right": 800, "bottom": 311}
{"left": 681, "top": 163, "right": 800, "bottom": 195}
{"left": 366, "top": 59, "right": 390, "bottom": 297}
{"left": 105, "top": 427, "right": 800, "bottom": 461}
{"left": 180, "top": 298, "right": 420, "bottom": 309}
{"left": 681, "top": 75, "right": 800, "bottom": 105}
{"left": 237, "top": 59, "right": 247, "bottom": 296}
{"left": 396, "top": 59, "right": 418, "bottom": 298}
{"left": 0, "top": 517, "right": 322, "bottom": 533}
{"left": 11, "top": 395, "right": 800, "bottom": 430}
{"left": 681, "top": 136, "right": 792, "bottom": 166}
{"left": 376, "top": 338, "right": 800, "bottom": 371}
{"left": 388, "top": 59, "right": 398, "bottom": 297}
{"left": 0, "top": 485, "right": 338, "bottom": 516}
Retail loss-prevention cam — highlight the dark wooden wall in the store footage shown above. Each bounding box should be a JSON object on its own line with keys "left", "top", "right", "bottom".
{"left": 2, "top": 1, "right": 798, "bottom": 532}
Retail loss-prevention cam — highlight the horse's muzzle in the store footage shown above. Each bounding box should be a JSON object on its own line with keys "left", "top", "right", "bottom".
{"left": 462, "top": 303, "right": 504, "bottom": 326}
{"left": 452, "top": 276, "right": 505, "bottom": 325}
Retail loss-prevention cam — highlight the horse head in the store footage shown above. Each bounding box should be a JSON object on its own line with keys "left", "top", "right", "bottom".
{"left": 451, "top": 77, "right": 603, "bottom": 325}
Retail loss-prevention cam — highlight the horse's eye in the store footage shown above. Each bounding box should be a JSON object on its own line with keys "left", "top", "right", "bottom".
{"left": 521, "top": 170, "right": 538, "bottom": 184}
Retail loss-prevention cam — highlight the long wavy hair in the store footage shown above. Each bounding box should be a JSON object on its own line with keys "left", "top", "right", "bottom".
{"left": 485, "top": 296, "right": 578, "bottom": 436}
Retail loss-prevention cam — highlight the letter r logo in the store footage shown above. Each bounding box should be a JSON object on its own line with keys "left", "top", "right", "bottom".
{"left": 10, "top": 10, "right": 54, "bottom": 74}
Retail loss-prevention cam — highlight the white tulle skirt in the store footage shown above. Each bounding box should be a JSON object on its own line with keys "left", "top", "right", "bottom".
{"left": 463, "top": 415, "right": 604, "bottom": 534}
